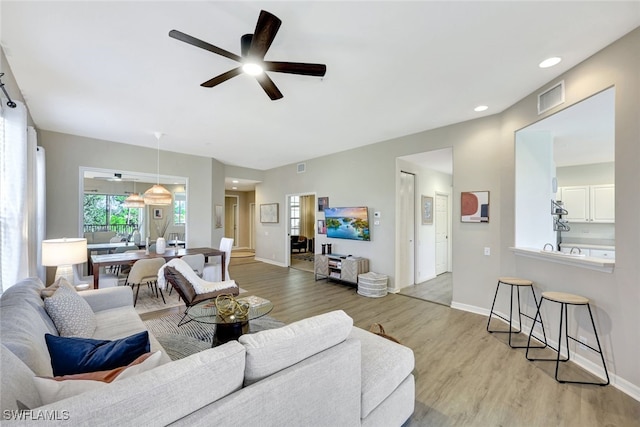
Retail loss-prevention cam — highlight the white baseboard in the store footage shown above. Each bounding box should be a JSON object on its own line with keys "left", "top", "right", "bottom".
{"left": 452, "top": 301, "right": 640, "bottom": 403}
{"left": 254, "top": 257, "right": 287, "bottom": 268}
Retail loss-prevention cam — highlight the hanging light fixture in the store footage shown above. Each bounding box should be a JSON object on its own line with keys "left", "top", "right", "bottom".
{"left": 124, "top": 180, "right": 145, "bottom": 208}
{"left": 144, "top": 132, "right": 172, "bottom": 205}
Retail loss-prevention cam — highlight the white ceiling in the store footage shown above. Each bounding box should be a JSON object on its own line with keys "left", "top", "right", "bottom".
{"left": 2, "top": 1, "right": 638, "bottom": 174}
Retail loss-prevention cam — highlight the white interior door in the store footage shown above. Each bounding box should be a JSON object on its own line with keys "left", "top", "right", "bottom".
{"left": 435, "top": 193, "right": 449, "bottom": 275}
{"left": 233, "top": 204, "right": 239, "bottom": 247}
{"left": 398, "top": 171, "right": 416, "bottom": 287}
{"left": 249, "top": 203, "right": 255, "bottom": 250}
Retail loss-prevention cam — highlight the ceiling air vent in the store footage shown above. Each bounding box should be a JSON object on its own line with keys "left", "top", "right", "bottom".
{"left": 538, "top": 80, "right": 565, "bottom": 115}
{"left": 297, "top": 162, "right": 306, "bottom": 173}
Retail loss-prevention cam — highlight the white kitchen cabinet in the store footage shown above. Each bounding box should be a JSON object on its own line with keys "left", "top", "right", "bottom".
{"left": 559, "top": 185, "right": 614, "bottom": 223}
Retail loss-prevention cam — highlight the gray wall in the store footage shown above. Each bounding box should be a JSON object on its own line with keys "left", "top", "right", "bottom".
{"left": 39, "top": 131, "right": 226, "bottom": 248}
{"left": 253, "top": 28, "right": 640, "bottom": 395}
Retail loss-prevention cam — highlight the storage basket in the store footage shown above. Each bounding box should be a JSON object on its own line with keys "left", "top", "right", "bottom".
{"left": 357, "top": 272, "right": 388, "bottom": 298}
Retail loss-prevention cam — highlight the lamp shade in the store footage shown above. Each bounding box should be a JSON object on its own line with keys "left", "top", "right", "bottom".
{"left": 124, "top": 192, "right": 145, "bottom": 208}
{"left": 143, "top": 184, "right": 172, "bottom": 205}
{"left": 42, "top": 238, "right": 88, "bottom": 266}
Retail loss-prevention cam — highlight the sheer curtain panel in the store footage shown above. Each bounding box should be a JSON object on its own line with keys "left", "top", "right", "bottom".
{"left": 0, "top": 102, "right": 42, "bottom": 292}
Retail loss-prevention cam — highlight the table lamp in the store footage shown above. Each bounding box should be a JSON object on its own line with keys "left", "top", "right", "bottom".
{"left": 41, "top": 238, "right": 88, "bottom": 284}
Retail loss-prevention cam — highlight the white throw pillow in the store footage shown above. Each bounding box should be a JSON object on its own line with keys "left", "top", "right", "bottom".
{"left": 44, "top": 278, "right": 97, "bottom": 337}
{"left": 33, "top": 351, "right": 163, "bottom": 405}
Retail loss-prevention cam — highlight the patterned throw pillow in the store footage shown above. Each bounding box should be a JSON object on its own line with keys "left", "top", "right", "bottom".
{"left": 44, "top": 279, "right": 97, "bottom": 337}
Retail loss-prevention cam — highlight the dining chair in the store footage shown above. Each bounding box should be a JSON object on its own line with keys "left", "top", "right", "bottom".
{"left": 202, "top": 237, "right": 233, "bottom": 282}
{"left": 128, "top": 257, "right": 167, "bottom": 306}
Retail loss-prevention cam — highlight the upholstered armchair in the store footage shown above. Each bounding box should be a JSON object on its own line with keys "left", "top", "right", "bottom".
{"left": 163, "top": 258, "right": 239, "bottom": 326}
{"left": 291, "top": 235, "right": 307, "bottom": 253}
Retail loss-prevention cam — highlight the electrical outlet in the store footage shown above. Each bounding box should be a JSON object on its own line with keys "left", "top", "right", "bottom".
{"left": 484, "top": 247, "right": 490, "bottom": 256}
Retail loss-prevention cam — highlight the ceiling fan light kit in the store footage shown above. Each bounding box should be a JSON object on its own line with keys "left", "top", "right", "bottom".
{"left": 169, "top": 10, "right": 327, "bottom": 100}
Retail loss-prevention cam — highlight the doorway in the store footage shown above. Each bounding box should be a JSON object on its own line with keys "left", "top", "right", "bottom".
{"left": 225, "top": 195, "right": 239, "bottom": 248}
{"left": 396, "top": 148, "right": 453, "bottom": 306}
{"left": 287, "top": 193, "right": 316, "bottom": 272}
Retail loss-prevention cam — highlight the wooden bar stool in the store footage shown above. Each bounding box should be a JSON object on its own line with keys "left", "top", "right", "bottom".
{"left": 526, "top": 291, "right": 609, "bottom": 386}
{"left": 487, "top": 277, "right": 547, "bottom": 348}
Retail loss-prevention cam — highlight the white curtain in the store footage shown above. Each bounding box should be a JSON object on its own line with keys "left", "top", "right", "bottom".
{"left": 0, "top": 101, "right": 44, "bottom": 292}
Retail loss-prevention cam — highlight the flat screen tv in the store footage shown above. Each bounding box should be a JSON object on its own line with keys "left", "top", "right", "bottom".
{"left": 324, "top": 207, "right": 370, "bottom": 241}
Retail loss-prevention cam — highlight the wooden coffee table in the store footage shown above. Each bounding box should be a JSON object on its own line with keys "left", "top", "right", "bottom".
{"left": 186, "top": 297, "right": 274, "bottom": 347}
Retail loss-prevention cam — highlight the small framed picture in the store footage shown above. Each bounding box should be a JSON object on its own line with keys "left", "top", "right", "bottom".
{"left": 153, "top": 208, "right": 163, "bottom": 219}
{"left": 421, "top": 196, "right": 433, "bottom": 225}
{"left": 318, "top": 197, "right": 329, "bottom": 212}
{"left": 317, "top": 220, "right": 326, "bottom": 234}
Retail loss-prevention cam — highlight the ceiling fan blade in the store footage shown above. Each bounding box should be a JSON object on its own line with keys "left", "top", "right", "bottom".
{"left": 169, "top": 30, "right": 242, "bottom": 62}
{"left": 264, "top": 61, "right": 327, "bottom": 77}
{"left": 248, "top": 10, "right": 282, "bottom": 59}
{"left": 254, "top": 73, "right": 283, "bottom": 100}
{"left": 200, "top": 67, "right": 243, "bottom": 88}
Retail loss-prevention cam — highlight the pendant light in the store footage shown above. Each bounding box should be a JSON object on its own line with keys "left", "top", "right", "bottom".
{"left": 144, "top": 132, "right": 172, "bottom": 205}
{"left": 124, "top": 180, "right": 145, "bottom": 208}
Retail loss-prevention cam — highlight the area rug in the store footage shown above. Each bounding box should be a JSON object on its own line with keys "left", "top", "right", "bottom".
{"left": 144, "top": 313, "right": 285, "bottom": 360}
{"left": 292, "top": 253, "right": 315, "bottom": 262}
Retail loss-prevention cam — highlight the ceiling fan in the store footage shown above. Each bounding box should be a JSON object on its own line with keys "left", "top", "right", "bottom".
{"left": 169, "top": 10, "right": 327, "bottom": 100}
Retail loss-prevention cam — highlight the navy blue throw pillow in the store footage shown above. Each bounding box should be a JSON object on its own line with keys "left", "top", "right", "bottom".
{"left": 45, "top": 331, "right": 150, "bottom": 376}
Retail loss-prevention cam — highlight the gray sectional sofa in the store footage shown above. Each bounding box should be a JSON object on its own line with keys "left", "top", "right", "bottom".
{"left": 1, "top": 277, "right": 415, "bottom": 426}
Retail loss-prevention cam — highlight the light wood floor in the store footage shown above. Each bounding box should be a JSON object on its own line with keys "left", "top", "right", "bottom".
{"left": 143, "top": 259, "right": 640, "bottom": 426}
{"left": 399, "top": 272, "right": 453, "bottom": 306}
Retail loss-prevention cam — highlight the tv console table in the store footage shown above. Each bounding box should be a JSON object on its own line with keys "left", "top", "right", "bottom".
{"left": 315, "top": 253, "right": 369, "bottom": 287}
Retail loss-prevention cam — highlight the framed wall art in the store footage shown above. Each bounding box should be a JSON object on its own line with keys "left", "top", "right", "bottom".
{"left": 153, "top": 208, "right": 163, "bottom": 220}
{"left": 317, "top": 219, "right": 326, "bottom": 234}
{"left": 421, "top": 195, "right": 433, "bottom": 225}
{"left": 214, "top": 205, "right": 223, "bottom": 229}
{"left": 318, "top": 196, "right": 329, "bottom": 212}
{"left": 461, "top": 191, "right": 489, "bottom": 223}
{"left": 260, "top": 203, "right": 279, "bottom": 223}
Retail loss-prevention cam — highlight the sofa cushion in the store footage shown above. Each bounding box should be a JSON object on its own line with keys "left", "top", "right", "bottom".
{"left": 44, "top": 278, "right": 97, "bottom": 337}
{"left": 33, "top": 351, "right": 163, "bottom": 405}
{"left": 35, "top": 342, "right": 246, "bottom": 425}
{"left": 45, "top": 331, "right": 150, "bottom": 376}
{"left": 238, "top": 310, "right": 353, "bottom": 385}
{"left": 349, "top": 326, "right": 415, "bottom": 419}
{"left": 0, "top": 344, "right": 43, "bottom": 411}
{"left": 0, "top": 277, "right": 58, "bottom": 376}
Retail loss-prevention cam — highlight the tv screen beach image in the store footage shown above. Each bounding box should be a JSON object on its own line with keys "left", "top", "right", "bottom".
{"left": 324, "top": 207, "right": 370, "bottom": 241}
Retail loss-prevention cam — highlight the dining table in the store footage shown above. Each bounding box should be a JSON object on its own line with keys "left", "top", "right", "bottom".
{"left": 86, "top": 242, "right": 145, "bottom": 274}
{"left": 90, "top": 247, "right": 225, "bottom": 289}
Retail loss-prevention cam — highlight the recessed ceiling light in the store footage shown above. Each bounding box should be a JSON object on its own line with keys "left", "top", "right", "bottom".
{"left": 539, "top": 57, "right": 562, "bottom": 68}
{"left": 474, "top": 105, "right": 488, "bottom": 112}
{"left": 232, "top": 186, "right": 238, "bottom": 190}
{"left": 242, "top": 63, "right": 263, "bottom": 76}
{"left": 232, "top": 180, "right": 239, "bottom": 183}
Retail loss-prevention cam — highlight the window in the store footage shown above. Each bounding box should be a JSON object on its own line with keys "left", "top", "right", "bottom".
{"left": 83, "top": 194, "right": 140, "bottom": 235}
{"left": 174, "top": 192, "right": 186, "bottom": 225}
{"left": 290, "top": 195, "right": 300, "bottom": 236}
